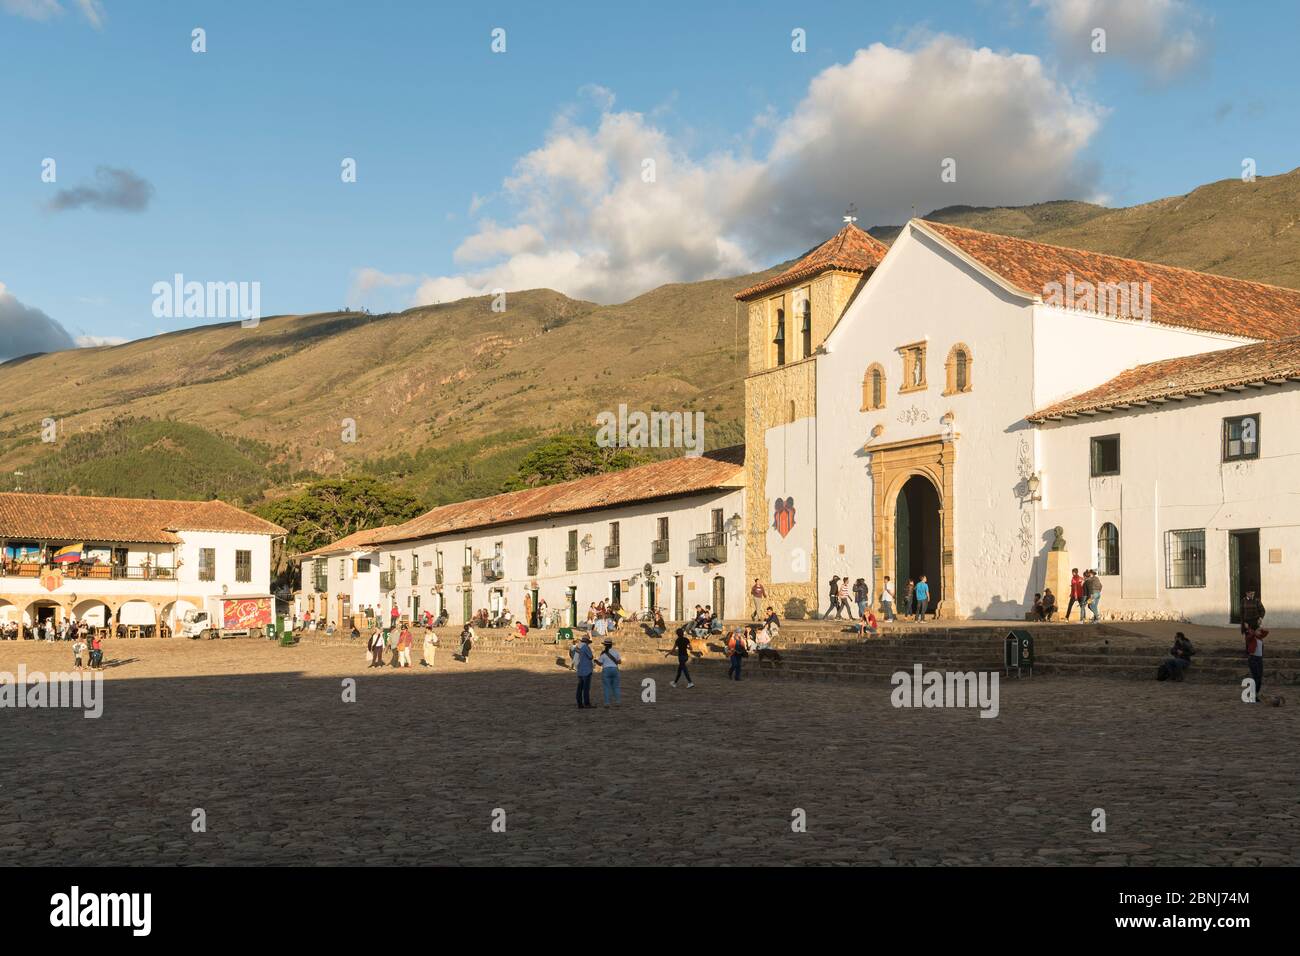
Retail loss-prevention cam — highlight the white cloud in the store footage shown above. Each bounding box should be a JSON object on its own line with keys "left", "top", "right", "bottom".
{"left": 2, "top": 0, "right": 104, "bottom": 26}
{"left": 1032, "top": 0, "right": 1207, "bottom": 79}
{"left": 75, "top": 334, "right": 126, "bottom": 348}
{"left": 356, "top": 35, "right": 1105, "bottom": 308}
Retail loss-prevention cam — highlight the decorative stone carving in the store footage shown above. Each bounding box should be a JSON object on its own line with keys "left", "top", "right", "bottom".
{"left": 1051, "top": 526, "right": 1067, "bottom": 552}
{"left": 897, "top": 405, "right": 930, "bottom": 426}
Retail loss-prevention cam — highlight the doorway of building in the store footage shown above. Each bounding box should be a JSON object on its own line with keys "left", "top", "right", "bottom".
{"left": 646, "top": 580, "right": 657, "bottom": 614}
{"left": 529, "top": 587, "right": 540, "bottom": 627}
{"left": 674, "top": 575, "right": 684, "bottom": 622}
{"left": 895, "top": 475, "right": 943, "bottom": 609}
{"left": 610, "top": 581, "right": 621, "bottom": 609}
{"left": 566, "top": 587, "right": 577, "bottom": 628}
{"left": 462, "top": 590, "right": 472, "bottom": 625}
{"left": 712, "top": 576, "right": 725, "bottom": 617}
{"left": 1229, "top": 529, "right": 1261, "bottom": 625}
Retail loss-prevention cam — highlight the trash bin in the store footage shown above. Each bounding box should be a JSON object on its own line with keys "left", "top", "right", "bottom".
{"left": 1005, "top": 629, "right": 1034, "bottom": 676}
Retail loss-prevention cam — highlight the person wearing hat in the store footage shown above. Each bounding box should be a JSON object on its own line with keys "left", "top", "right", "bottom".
{"left": 573, "top": 634, "right": 595, "bottom": 709}
{"left": 596, "top": 637, "right": 623, "bottom": 707}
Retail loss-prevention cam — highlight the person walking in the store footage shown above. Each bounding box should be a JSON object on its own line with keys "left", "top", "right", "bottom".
{"left": 1085, "top": 571, "right": 1103, "bottom": 622}
{"left": 597, "top": 638, "right": 622, "bottom": 707}
{"left": 914, "top": 575, "right": 930, "bottom": 622}
{"left": 457, "top": 624, "right": 476, "bottom": 662}
{"left": 750, "top": 579, "right": 767, "bottom": 620}
{"left": 421, "top": 629, "right": 439, "bottom": 668}
{"left": 668, "top": 626, "right": 694, "bottom": 688}
{"left": 880, "top": 576, "right": 897, "bottom": 622}
{"left": 368, "top": 627, "right": 385, "bottom": 668}
{"left": 826, "top": 575, "right": 841, "bottom": 619}
{"left": 72, "top": 636, "right": 87, "bottom": 672}
{"left": 89, "top": 633, "right": 103, "bottom": 670}
{"left": 726, "top": 625, "right": 747, "bottom": 681}
{"left": 1067, "top": 568, "right": 1085, "bottom": 621}
{"left": 573, "top": 634, "right": 595, "bottom": 709}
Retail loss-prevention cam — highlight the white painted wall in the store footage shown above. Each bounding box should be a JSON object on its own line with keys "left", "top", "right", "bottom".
{"left": 765, "top": 416, "right": 816, "bottom": 584}
{"left": 335, "top": 488, "right": 749, "bottom": 626}
{"left": 1031, "top": 304, "right": 1254, "bottom": 409}
{"left": 1038, "top": 383, "right": 1300, "bottom": 626}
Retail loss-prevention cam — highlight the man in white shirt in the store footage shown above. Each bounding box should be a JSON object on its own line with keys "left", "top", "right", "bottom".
{"left": 881, "top": 576, "right": 897, "bottom": 622}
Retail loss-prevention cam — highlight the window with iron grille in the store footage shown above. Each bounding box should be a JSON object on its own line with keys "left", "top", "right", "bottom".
{"left": 1165, "top": 529, "right": 1206, "bottom": 588}
{"left": 1222, "top": 414, "right": 1260, "bottom": 461}
{"left": 198, "top": 548, "right": 216, "bottom": 582}
{"left": 1096, "top": 523, "right": 1119, "bottom": 576}
{"left": 235, "top": 550, "right": 252, "bottom": 583}
{"left": 1090, "top": 434, "right": 1121, "bottom": 477}
{"left": 357, "top": 558, "right": 371, "bottom": 574}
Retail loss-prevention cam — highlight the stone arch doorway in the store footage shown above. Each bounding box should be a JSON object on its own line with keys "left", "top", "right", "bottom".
{"left": 869, "top": 436, "right": 956, "bottom": 619}
{"left": 895, "top": 475, "right": 943, "bottom": 609}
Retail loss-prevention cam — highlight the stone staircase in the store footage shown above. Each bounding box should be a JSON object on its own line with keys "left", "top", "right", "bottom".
{"left": 294, "top": 618, "right": 1299, "bottom": 687}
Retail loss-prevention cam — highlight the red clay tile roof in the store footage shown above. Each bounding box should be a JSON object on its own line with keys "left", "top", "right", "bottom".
{"left": 918, "top": 220, "right": 1300, "bottom": 340}
{"left": 0, "top": 493, "right": 286, "bottom": 543}
{"left": 736, "top": 224, "right": 888, "bottom": 301}
{"left": 296, "top": 525, "right": 396, "bottom": 559}
{"left": 1028, "top": 335, "right": 1300, "bottom": 421}
{"left": 370, "top": 446, "right": 745, "bottom": 545}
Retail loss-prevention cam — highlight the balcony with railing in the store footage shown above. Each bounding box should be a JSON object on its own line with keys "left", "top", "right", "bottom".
{"left": 651, "top": 539, "right": 670, "bottom": 564}
{"left": 480, "top": 558, "right": 504, "bottom": 582}
{"left": 694, "top": 532, "right": 727, "bottom": 564}
{"left": 565, "top": 549, "right": 578, "bottom": 572}
{"left": 0, "top": 560, "right": 177, "bottom": 581}
{"left": 461, "top": 564, "right": 473, "bottom": 583}
{"left": 526, "top": 554, "right": 539, "bottom": 576}
{"left": 603, "top": 545, "right": 620, "bottom": 568}
{"left": 434, "top": 567, "right": 444, "bottom": 586}
{"left": 379, "top": 571, "right": 395, "bottom": 591}
{"left": 410, "top": 567, "right": 420, "bottom": 586}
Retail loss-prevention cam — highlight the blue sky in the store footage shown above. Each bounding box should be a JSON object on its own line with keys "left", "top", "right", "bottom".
{"left": 1, "top": 0, "right": 1297, "bottom": 355}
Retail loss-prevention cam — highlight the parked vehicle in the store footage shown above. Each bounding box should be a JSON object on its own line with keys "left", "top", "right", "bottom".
{"left": 179, "top": 596, "right": 273, "bottom": 639}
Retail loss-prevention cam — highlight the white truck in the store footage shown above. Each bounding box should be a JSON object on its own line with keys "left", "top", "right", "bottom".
{"left": 179, "top": 596, "right": 273, "bottom": 640}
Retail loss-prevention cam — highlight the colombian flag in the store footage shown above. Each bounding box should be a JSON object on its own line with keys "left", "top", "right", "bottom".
{"left": 52, "top": 543, "right": 84, "bottom": 563}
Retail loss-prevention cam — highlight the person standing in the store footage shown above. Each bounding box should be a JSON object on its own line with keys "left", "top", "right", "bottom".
{"left": 903, "top": 579, "right": 916, "bottom": 618}
{"left": 368, "top": 627, "right": 385, "bottom": 668}
{"left": 389, "top": 604, "right": 399, "bottom": 629}
{"left": 914, "top": 575, "right": 930, "bottom": 622}
{"left": 668, "top": 626, "right": 694, "bottom": 688}
{"left": 396, "top": 625, "right": 413, "bottom": 668}
{"left": 726, "top": 625, "right": 747, "bottom": 681}
{"left": 750, "top": 579, "right": 767, "bottom": 620}
{"left": 72, "top": 635, "right": 87, "bottom": 671}
{"left": 1067, "top": 568, "right": 1085, "bottom": 622}
{"left": 597, "top": 638, "right": 622, "bottom": 707}
{"left": 836, "top": 577, "right": 853, "bottom": 619}
{"left": 573, "top": 635, "right": 595, "bottom": 709}
{"left": 881, "top": 576, "right": 897, "bottom": 622}
{"left": 853, "top": 577, "right": 869, "bottom": 619}
{"left": 1245, "top": 623, "right": 1267, "bottom": 701}
{"left": 421, "top": 629, "right": 439, "bottom": 668}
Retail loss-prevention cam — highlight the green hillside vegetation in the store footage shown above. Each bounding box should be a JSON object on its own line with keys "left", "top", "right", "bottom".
{"left": 0, "top": 417, "right": 284, "bottom": 503}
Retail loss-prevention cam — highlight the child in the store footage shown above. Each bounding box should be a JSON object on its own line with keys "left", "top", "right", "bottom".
{"left": 72, "top": 636, "right": 87, "bottom": 671}
{"left": 1245, "top": 623, "right": 1268, "bottom": 701}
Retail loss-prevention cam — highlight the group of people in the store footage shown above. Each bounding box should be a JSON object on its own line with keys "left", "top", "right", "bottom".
{"left": 569, "top": 634, "right": 623, "bottom": 707}
{"left": 576, "top": 601, "right": 631, "bottom": 637}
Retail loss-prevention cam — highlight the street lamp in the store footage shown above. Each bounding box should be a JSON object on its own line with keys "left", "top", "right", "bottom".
{"left": 1025, "top": 473, "right": 1042, "bottom": 502}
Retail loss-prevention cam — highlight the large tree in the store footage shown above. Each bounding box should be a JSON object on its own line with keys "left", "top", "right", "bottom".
{"left": 504, "top": 432, "right": 648, "bottom": 490}
{"left": 256, "top": 475, "right": 426, "bottom": 579}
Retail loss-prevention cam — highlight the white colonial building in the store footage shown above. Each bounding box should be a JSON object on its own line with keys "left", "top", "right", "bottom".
{"left": 0, "top": 493, "right": 284, "bottom": 637}
{"left": 299, "top": 448, "right": 747, "bottom": 628}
